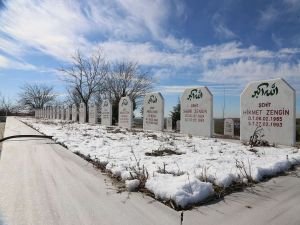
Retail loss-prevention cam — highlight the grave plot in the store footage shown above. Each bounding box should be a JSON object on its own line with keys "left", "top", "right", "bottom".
{"left": 21, "top": 117, "right": 300, "bottom": 210}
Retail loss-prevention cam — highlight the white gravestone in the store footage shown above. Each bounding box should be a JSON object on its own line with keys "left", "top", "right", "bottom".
{"left": 56, "top": 106, "right": 61, "bottom": 120}
{"left": 66, "top": 106, "right": 72, "bottom": 120}
{"left": 224, "top": 119, "right": 234, "bottom": 137}
{"left": 46, "top": 107, "right": 50, "bottom": 119}
{"left": 79, "top": 103, "right": 86, "bottom": 124}
{"left": 51, "top": 107, "right": 55, "bottom": 119}
{"left": 143, "top": 92, "right": 164, "bottom": 131}
{"left": 241, "top": 78, "right": 296, "bottom": 146}
{"left": 60, "top": 107, "right": 65, "bottom": 120}
{"left": 53, "top": 107, "right": 57, "bottom": 119}
{"left": 89, "top": 103, "right": 98, "bottom": 124}
{"left": 118, "top": 96, "right": 133, "bottom": 129}
{"left": 72, "top": 104, "right": 78, "bottom": 122}
{"left": 180, "top": 87, "right": 213, "bottom": 137}
{"left": 176, "top": 120, "right": 180, "bottom": 131}
{"left": 166, "top": 117, "right": 172, "bottom": 131}
{"left": 49, "top": 107, "right": 52, "bottom": 119}
{"left": 101, "top": 99, "right": 112, "bottom": 126}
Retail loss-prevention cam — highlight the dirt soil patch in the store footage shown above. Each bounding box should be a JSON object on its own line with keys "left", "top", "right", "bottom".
{"left": 145, "top": 149, "right": 183, "bottom": 157}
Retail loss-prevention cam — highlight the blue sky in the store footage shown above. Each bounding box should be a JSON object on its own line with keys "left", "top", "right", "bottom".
{"left": 0, "top": 0, "right": 299, "bottom": 117}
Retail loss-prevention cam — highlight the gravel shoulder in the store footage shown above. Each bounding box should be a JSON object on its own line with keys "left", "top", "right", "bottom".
{"left": 0, "top": 122, "right": 5, "bottom": 151}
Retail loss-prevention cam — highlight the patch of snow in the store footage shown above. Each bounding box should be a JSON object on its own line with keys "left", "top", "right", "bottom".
{"left": 20, "top": 118, "right": 300, "bottom": 208}
{"left": 126, "top": 179, "right": 140, "bottom": 192}
{"left": 146, "top": 174, "right": 213, "bottom": 208}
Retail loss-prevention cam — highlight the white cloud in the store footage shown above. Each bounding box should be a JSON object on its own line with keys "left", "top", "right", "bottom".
{"left": 212, "top": 13, "right": 236, "bottom": 39}
{"left": 0, "top": 0, "right": 93, "bottom": 61}
{"left": 100, "top": 40, "right": 198, "bottom": 68}
{"left": 258, "top": 6, "right": 279, "bottom": 28}
{"left": 0, "top": 0, "right": 191, "bottom": 65}
{"left": 201, "top": 59, "right": 300, "bottom": 93}
{"left": 0, "top": 54, "right": 36, "bottom": 70}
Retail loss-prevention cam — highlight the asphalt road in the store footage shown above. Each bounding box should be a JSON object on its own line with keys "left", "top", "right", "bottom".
{"left": 0, "top": 118, "right": 179, "bottom": 225}
{"left": 0, "top": 117, "right": 299, "bottom": 225}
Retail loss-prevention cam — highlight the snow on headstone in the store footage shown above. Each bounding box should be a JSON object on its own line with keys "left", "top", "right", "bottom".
{"left": 66, "top": 106, "right": 72, "bottom": 120}
{"left": 166, "top": 117, "right": 172, "bottom": 131}
{"left": 79, "top": 102, "right": 86, "bottom": 124}
{"left": 101, "top": 99, "right": 112, "bottom": 126}
{"left": 224, "top": 119, "right": 234, "bottom": 137}
{"left": 143, "top": 92, "right": 164, "bottom": 131}
{"left": 118, "top": 96, "right": 133, "bottom": 129}
{"left": 241, "top": 78, "right": 296, "bottom": 146}
{"left": 89, "top": 103, "right": 98, "bottom": 124}
{"left": 72, "top": 104, "right": 78, "bottom": 122}
{"left": 180, "top": 87, "right": 213, "bottom": 137}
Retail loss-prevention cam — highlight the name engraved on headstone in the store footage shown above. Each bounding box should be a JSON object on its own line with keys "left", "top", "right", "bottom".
{"left": 181, "top": 87, "right": 213, "bottom": 137}
{"left": 240, "top": 78, "right": 296, "bottom": 146}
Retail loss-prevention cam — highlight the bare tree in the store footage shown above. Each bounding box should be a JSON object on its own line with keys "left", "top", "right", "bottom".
{"left": 106, "top": 61, "right": 153, "bottom": 124}
{"left": 60, "top": 50, "right": 109, "bottom": 121}
{"left": 18, "top": 84, "right": 56, "bottom": 110}
{"left": 1, "top": 96, "right": 14, "bottom": 116}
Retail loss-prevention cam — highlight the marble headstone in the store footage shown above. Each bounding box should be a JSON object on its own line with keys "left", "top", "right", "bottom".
{"left": 118, "top": 96, "right": 133, "bottom": 129}
{"left": 176, "top": 120, "right": 180, "bottom": 131}
{"left": 166, "top": 117, "right": 172, "bottom": 131}
{"left": 240, "top": 78, "right": 296, "bottom": 146}
{"left": 180, "top": 87, "right": 213, "bottom": 137}
{"left": 72, "top": 104, "right": 78, "bottom": 122}
{"left": 101, "top": 99, "right": 112, "bottom": 126}
{"left": 60, "top": 106, "right": 65, "bottom": 120}
{"left": 79, "top": 103, "right": 86, "bottom": 124}
{"left": 66, "top": 106, "right": 72, "bottom": 120}
{"left": 224, "top": 118, "right": 234, "bottom": 137}
{"left": 53, "top": 107, "right": 57, "bottom": 119}
{"left": 56, "top": 106, "right": 61, "bottom": 120}
{"left": 143, "top": 92, "right": 164, "bottom": 131}
{"left": 88, "top": 103, "right": 98, "bottom": 124}
{"left": 49, "top": 107, "right": 53, "bottom": 119}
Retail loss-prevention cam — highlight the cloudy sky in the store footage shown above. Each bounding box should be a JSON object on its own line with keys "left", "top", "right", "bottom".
{"left": 0, "top": 0, "right": 299, "bottom": 117}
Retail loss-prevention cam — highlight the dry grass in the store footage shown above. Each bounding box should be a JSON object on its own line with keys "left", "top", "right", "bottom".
{"left": 0, "top": 122, "right": 5, "bottom": 152}
{"left": 0, "top": 123, "right": 5, "bottom": 139}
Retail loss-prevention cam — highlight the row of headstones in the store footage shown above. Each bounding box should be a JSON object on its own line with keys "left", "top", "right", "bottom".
{"left": 35, "top": 100, "right": 113, "bottom": 125}
{"left": 35, "top": 78, "right": 296, "bottom": 146}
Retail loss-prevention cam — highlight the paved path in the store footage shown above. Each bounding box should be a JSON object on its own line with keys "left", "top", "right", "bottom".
{"left": 0, "top": 118, "right": 179, "bottom": 225}
{"left": 0, "top": 117, "right": 299, "bottom": 225}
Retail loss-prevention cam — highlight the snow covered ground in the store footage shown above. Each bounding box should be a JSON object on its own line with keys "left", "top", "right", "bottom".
{"left": 20, "top": 118, "right": 300, "bottom": 209}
